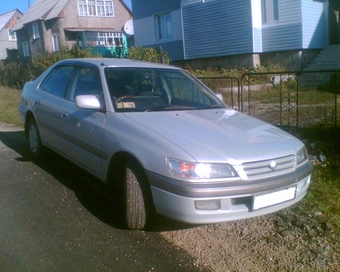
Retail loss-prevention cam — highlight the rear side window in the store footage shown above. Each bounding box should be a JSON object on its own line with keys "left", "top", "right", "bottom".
{"left": 40, "top": 65, "right": 74, "bottom": 98}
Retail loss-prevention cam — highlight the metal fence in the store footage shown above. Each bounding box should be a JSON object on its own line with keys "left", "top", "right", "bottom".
{"left": 0, "top": 65, "right": 41, "bottom": 89}
{"left": 198, "top": 76, "right": 240, "bottom": 109}
{"left": 199, "top": 70, "right": 339, "bottom": 129}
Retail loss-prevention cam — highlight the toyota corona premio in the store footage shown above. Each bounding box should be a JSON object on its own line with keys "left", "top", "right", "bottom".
{"left": 19, "top": 59, "right": 312, "bottom": 229}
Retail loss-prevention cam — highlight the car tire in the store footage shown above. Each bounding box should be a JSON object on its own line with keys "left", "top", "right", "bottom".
{"left": 27, "top": 118, "right": 44, "bottom": 159}
{"left": 124, "top": 160, "right": 147, "bottom": 230}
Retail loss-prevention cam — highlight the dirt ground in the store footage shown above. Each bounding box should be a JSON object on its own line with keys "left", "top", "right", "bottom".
{"left": 160, "top": 208, "right": 340, "bottom": 271}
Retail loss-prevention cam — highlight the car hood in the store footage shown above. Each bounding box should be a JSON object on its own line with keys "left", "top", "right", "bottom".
{"left": 124, "top": 109, "right": 301, "bottom": 164}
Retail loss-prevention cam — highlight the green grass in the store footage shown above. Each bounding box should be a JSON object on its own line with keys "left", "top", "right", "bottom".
{"left": 301, "top": 164, "right": 340, "bottom": 228}
{"left": 0, "top": 86, "right": 22, "bottom": 126}
{"left": 292, "top": 127, "right": 340, "bottom": 233}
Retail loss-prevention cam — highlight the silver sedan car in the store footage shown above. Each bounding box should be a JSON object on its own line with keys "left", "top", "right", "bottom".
{"left": 19, "top": 59, "right": 312, "bottom": 229}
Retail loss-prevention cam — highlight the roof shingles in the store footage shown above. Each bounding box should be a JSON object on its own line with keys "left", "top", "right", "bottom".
{"left": 13, "top": 0, "right": 69, "bottom": 30}
{"left": 0, "top": 10, "right": 17, "bottom": 31}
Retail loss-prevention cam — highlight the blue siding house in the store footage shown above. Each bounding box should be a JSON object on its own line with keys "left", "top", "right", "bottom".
{"left": 132, "top": 0, "right": 335, "bottom": 67}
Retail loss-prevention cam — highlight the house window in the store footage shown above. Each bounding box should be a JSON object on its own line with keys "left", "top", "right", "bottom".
{"left": 78, "top": 0, "right": 87, "bottom": 15}
{"left": 78, "top": 0, "right": 114, "bottom": 17}
{"left": 261, "top": 0, "right": 279, "bottom": 24}
{"left": 23, "top": 42, "right": 30, "bottom": 57}
{"left": 84, "top": 32, "right": 123, "bottom": 47}
{"left": 87, "top": 0, "right": 96, "bottom": 15}
{"left": 273, "top": 0, "right": 279, "bottom": 21}
{"left": 52, "top": 34, "right": 59, "bottom": 52}
{"left": 97, "top": 0, "right": 114, "bottom": 16}
{"left": 155, "top": 12, "right": 172, "bottom": 41}
{"left": 98, "top": 32, "right": 123, "bottom": 46}
{"left": 8, "top": 29, "right": 17, "bottom": 41}
{"left": 32, "top": 22, "right": 40, "bottom": 39}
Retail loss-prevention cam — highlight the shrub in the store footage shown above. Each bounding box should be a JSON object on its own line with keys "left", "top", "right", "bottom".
{"left": 127, "top": 46, "right": 170, "bottom": 64}
{"left": 33, "top": 45, "right": 99, "bottom": 71}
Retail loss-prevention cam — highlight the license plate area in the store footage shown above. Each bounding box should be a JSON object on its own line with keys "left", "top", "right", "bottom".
{"left": 253, "top": 187, "right": 296, "bottom": 211}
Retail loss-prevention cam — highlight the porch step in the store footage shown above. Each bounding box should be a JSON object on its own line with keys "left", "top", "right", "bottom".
{"left": 300, "top": 45, "right": 340, "bottom": 89}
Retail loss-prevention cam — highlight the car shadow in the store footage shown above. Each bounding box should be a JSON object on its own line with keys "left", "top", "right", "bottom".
{"left": 0, "top": 129, "right": 197, "bottom": 232}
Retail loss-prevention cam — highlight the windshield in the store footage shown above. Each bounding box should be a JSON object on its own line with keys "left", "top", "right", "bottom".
{"left": 105, "top": 68, "right": 226, "bottom": 112}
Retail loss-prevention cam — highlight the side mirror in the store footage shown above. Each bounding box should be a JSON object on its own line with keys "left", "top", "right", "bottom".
{"left": 216, "top": 93, "right": 223, "bottom": 102}
{"left": 75, "top": 95, "right": 101, "bottom": 109}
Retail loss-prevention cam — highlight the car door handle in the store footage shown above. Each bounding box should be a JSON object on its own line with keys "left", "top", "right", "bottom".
{"left": 61, "top": 113, "right": 69, "bottom": 118}
{"left": 34, "top": 99, "right": 40, "bottom": 104}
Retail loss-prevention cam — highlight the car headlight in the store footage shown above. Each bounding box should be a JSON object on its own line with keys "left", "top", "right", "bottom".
{"left": 296, "top": 146, "right": 308, "bottom": 166}
{"left": 168, "top": 158, "right": 238, "bottom": 179}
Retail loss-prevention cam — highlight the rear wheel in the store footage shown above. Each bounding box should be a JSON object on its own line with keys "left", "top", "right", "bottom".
{"left": 27, "top": 118, "right": 44, "bottom": 159}
{"left": 124, "top": 160, "right": 148, "bottom": 230}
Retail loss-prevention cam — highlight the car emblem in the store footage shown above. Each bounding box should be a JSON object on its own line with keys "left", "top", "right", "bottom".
{"left": 270, "top": 161, "right": 277, "bottom": 171}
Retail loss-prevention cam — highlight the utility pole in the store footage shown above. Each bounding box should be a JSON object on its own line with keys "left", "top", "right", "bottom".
{"left": 28, "top": 0, "right": 31, "bottom": 8}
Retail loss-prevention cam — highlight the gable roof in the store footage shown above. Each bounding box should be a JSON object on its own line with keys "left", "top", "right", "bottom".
{"left": 13, "top": 0, "right": 70, "bottom": 31}
{"left": 13, "top": 0, "right": 132, "bottom": 31}
{"left": 0, "top": 10, "right": 18, "bottom": 31}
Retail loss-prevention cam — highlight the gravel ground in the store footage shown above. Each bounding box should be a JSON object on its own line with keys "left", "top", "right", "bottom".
{"left": 160, "top": 207, "right": 340, "bottom": 271}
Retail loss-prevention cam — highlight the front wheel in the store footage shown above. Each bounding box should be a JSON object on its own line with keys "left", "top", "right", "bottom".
{"left": 27, "top": 118, "right": 44, "bottom": 159}
{"left": 124, "top": 160, "right": 149, "bottom": 230}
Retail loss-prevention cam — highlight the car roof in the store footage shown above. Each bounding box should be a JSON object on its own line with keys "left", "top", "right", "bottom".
{"left": 56, "top": 58, "right": 181, "bottom": 70}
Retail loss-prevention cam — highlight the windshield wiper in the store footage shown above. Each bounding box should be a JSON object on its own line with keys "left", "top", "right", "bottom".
{"left": 203, "top": 104, "right": 226, "bottom": 109}
{"left": 145, "top": 105, "right": 197, "bottom": 112}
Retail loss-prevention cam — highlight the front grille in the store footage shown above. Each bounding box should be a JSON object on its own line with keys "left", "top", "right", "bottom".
{"left": 241, "top": 155, "right": 295, "bottom": 179}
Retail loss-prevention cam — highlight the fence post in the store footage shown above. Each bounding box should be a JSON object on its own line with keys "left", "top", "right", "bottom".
{"left": 9, "top": 67, "right": 12, "bottom": 87}
{"left": 336, "top": 71, "right": 339, "bottom": 128}
{"left": 20, "top": 63, "right": 24, "bottom": 88}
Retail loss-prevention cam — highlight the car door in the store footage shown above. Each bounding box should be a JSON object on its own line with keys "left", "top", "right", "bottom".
{"left": 58, "top": 64, "right": 106, "bottom": 176}
{"left": 34, "top": 64, "right": 75, "bottom": 148}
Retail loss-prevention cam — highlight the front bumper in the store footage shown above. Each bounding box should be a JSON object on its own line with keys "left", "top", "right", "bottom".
{"left": 147, "top": 162, "right": 312, "bottom": 224}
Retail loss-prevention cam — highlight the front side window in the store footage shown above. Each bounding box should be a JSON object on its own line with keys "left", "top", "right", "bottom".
{"left": 78, "top": 0, "right": 114, "bottom": 17}
{"left": 40, "top": 65, "right": 75, "bottom": 98}
{"left": 8, "top": 29, "right": 17, "bottom": 41}
{"left": 68, "top": 66, "right": 102, "bottom": 101}
{"left": 22, "top": 42, "right": 30, "bottom": 57}
{"left": 105, "top": 68, "right": 225, "bottom": 112}
{"left": 32, "top": 22, "right": 40, "bottom": 39}
{"left": 155, "top": 12, "right": 172, "bottom": 41}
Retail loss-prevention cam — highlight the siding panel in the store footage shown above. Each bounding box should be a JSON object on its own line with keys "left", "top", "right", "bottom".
{"left": 253, "top": 28, "right": 262, "bottom": 52}
{"left": 132, "top": 0, "right": 181, "bottom": 19}
{"left": 144, "top": 40, "right": 185, "bottom": 60}
{"left": 133, "top": 17, "right": 155, "bottom": 46}
{"left": 301, "top": 0, "right": 327, "bottom": 48}
{"left": 182, "top": 0, "right": 253, "bottom": 60}
{"left": 133, "top": 9, "right": 184, "bottom": 60}
{"left": 262, "top": 24, "right": 302, "bottom": 51}
{"left": 261, "top": 0, "right": 303, "bottom": 51}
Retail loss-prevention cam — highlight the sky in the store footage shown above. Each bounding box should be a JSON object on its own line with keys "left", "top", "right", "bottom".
{"left": 0, "top": 0, "right": 132, "bottom": 15}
